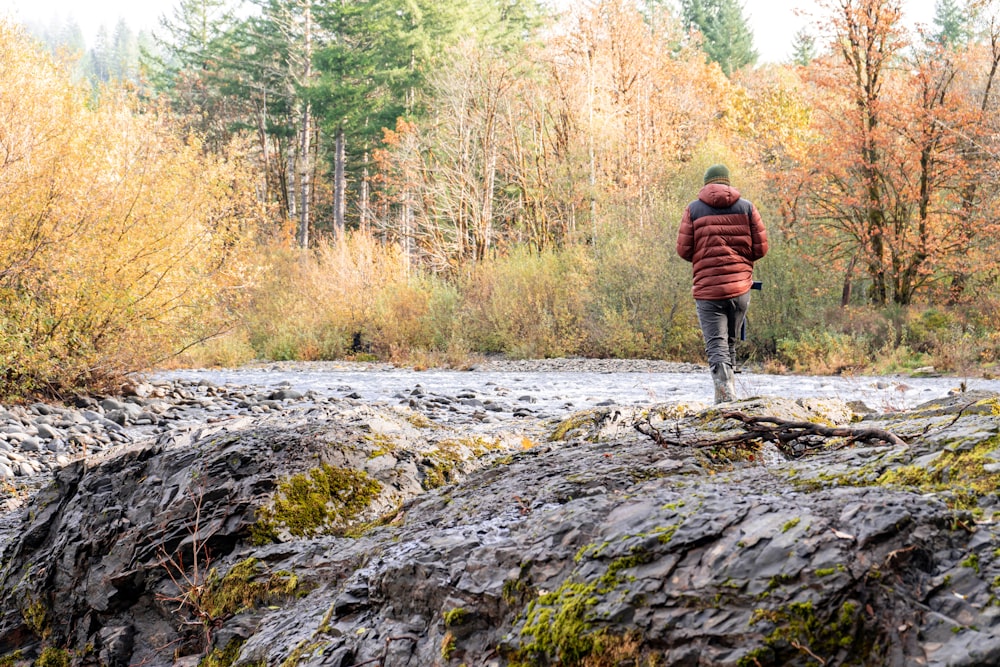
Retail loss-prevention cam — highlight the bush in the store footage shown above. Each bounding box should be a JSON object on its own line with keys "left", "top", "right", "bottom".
{"left": 776, "top": 331, "right": 870, "bottom": 374}
{"left": 242, "top": 234, "right": 410, "bottom": 361}
{"left": 742, "top": 237, "right": 839, "bottom": 360}
{"left": 0, "top": 24, "right": 259, "bottom": 399}
{"left": 586, "top": 227, "right": 701, "bottom": 359}
{"left": 458, "top": 247, "right": 594, "bottom": 358}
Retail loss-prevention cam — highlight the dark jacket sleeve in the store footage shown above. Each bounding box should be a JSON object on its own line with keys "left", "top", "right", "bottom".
{"left": 677, "top": 206, "right": 694, "bottom": 262}
{"left": 749, "top": 204, "right": 768, "bottom": 261}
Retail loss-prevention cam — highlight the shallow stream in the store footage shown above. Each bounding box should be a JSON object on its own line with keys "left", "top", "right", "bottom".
{"left": 156, "top": 362, "right": 1000, "bottom": 416}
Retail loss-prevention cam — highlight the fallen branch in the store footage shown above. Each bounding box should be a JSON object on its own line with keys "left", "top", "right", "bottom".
{"left": 635, "top": 411, "right": 907, "bottom": 456}
{"left": 718, "top": 412, "right": 907, "bottom": 447}
{"left": 634, "top": 417, "right": 683, "bottom": 446}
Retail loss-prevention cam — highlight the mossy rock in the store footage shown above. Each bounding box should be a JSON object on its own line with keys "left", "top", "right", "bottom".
{"left": 251, "top": 464, "right": 383, "bottom": 543}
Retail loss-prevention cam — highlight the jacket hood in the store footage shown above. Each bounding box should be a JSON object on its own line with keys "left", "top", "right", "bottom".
{"left": 698, "top": 183, "right": 741, "bottom": 208}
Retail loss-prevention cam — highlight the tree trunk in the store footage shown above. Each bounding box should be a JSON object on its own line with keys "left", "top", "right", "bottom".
{"left": 334, "top": 125, "right": 346, "bottom": 240}
{"left": 402, "top": 185, "right": 413, "bottom": 276}
{"left": 255, "top": 89, "right": 270, "bottom": 204}
{"left": 296, "top": 2, "right": 313, "bottom": 249}
{"left": 841, "top": 253, "right": 857, "bottom": 307}
{"left": 360, "top": 147, "right": 370, "bottom": 235}
{"left": 297, "top": 102, "right": 312, "bottom": 249}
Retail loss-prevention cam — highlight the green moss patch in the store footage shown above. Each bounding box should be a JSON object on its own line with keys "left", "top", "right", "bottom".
{"left": 252, "top": 464, "right": 382, "bottom": 543}
{"left": 550, "top": 411, "right": 602, "bottom": 442}
{"left": 199, "top": 638, "right": 245, "bottom": 667}
{"left": 508, "top": 542, "right": 662, "bottom": 666}
{"left": 513, "top": 580, "right": 600, "bottom": 664}
{"left": 35, "top": 648, "right": 69, "bottom": 667}
{"left": 742, "top": 600, "right": 868, "bottom": 666}
{"left": 200, "top": 558, "right": 301, "bottom": 620}
{"left": 875, "top": 438, "right": 1000, "bottom": 512}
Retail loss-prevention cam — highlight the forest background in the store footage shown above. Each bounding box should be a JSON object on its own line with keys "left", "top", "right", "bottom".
{"left": 2, "top": 0, "right": 999, "bottom": 400}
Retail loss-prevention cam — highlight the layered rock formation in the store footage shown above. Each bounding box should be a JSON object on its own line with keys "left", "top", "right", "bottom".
{"left": 0, "top": 388, "right": 998, "bottom": 666}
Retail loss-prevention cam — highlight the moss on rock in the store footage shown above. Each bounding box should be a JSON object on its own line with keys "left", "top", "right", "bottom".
{"left": 252, "top": 464, "right": 382, "bottom": 542}
{"left": 875, "top": 436, "right": 1000, "bottom": 512}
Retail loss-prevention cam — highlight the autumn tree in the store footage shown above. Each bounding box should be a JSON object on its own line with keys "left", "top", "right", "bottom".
{"left": 0, "top": 21, "right": 259, "bottom": 397}
{"left": 780, "top": 0, "right": 1000, "bottom": 305}
{"left": 933, "top": 8, "right": 1000, "bottom": 301}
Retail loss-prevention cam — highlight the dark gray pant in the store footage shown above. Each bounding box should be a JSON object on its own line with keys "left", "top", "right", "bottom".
{"left": 696, "top": 291, "right": 750, "bottom": 368}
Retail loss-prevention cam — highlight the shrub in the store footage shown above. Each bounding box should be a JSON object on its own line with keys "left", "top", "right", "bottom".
{"left": 242, "top": 234, "right": 410, "bottom": 361}
{"left": 458, "top": 247, "right": 594, "bottom": 358}
{"left": 586, "top": 227, "right": 701, "bottom": 359}
{"left": 777, "top": 331, "right": 870, "bottom": 374}
{"left": 743, "top": 237, "right": 839, "bottom": 360}
{"left": 0, "top": 23, "right": 260, "bottom": 398}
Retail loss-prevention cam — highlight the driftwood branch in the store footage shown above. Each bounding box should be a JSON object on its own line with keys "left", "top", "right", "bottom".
{"left": 718, "top": 411, "right": 908, "bottom": 447}
{"left": 635, "top": 410, "right": 907, "bottom": 456}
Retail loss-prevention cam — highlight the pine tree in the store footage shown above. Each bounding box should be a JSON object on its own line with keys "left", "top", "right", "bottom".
{"left": 146, "top": 0, "right": 242, "bottom": 149}
{"left": 111, "top": 20, "right": 138, "bottom": 82}
{"left": 310, "top": 0, "right": 543, "bottom": 234}
{"left": 790, "top": 28, "right": 816, "bottom": 66}
{"left": 932, "top": 0, "right": 970, "bottom": 47}
{"left": 680, "top": 0, "right": 757, "bottom": 75}
{"left": 89, "top": 26, "right": 112, "bottom": 84}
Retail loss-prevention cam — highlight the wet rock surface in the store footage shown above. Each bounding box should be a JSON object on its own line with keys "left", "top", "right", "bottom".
{"left": 0, "top": 366, "right": 998, "bottom": 666}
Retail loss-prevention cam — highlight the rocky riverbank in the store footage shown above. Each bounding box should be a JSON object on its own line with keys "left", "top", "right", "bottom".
{"left": 0, "top": 367, "right": 998, "bottom": 666}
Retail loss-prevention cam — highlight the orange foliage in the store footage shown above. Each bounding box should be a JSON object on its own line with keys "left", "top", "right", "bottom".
{"left": 774, "top": 0, "right": 1000, "bottom": 305}
{"left": 0, "top": 21, "right": 261, "bottom": 397}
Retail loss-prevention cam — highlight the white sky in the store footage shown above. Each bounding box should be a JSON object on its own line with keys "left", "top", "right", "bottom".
{"left": 0, "top": 0, "right": 939, "bottom": 63}
{"left": 0, "top": 0, "right": 166, "bottom": 38}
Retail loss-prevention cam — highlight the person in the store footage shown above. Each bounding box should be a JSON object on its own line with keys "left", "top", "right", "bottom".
{"left": 676, "top": 164, "right": 768, "bottom": 403}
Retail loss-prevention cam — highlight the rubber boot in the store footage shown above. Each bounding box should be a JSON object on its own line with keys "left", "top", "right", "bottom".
{"left": 711, "top": 364, "right": 736, "bottom": 404}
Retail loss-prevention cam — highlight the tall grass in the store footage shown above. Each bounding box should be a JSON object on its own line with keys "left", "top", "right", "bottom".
{"left": 179, "top": 227, "right": 1000, "bottom": 377}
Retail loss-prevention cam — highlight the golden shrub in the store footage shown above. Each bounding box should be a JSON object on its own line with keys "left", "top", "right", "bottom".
{"left": 0, "top": 21, "right": 260, "bottom": 397}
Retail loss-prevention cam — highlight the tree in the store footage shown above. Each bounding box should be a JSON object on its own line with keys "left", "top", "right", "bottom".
{"left": 932, "top": 0, "right": 971, "bottom": 47}
{"left": 781, "top": 0, "right": 1000, "bottom": 305}
{"left": 790, "top": 28, "right": 816, "bottom": 66}
{"left": 245, "top": 0, "right": 322, "bottom": 248}
{"left": 680, "top": 0, "right": 758, "bottom": 75}
{"left": 374, "top": 0, "right": 724, "bottom": 270}
{"left": 89, "top": 25, "right": 112, "bottom": 83}
{"left": 147, "top": 0, "right": 244, "bottom": 149}
{"left": 0, "top": 21, "right": 260, "bottom": 397}
{"left": 310, "top": 0, "right": 543, "bottom": 242}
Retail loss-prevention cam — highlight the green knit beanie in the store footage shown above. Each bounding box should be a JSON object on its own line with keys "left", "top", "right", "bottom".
{"left": 703, "top": 164, "right": 730, "bottom": 185}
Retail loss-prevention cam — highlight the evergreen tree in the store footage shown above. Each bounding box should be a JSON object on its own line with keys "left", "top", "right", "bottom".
{"left": 310, "top": 0, "right": 543, "bottom": 232}
{"left": 146, "top": 0, "right": 242, "bottom": 148}
{"left": 111, "top": 20, "right": 139, "bottom": 82}
{"left": 932, "top": 0, "right": 970, "bottom": 47}
{"left": 60, "top": 20, "right": 87, "bottom": 57}
{"left": 152, "top": 0, "right": 237, "bottom": 71}
{"left": 144, "top": 0, "right": 545, "bottom": 239}
{"left": 89, "top": 26, "right": 112, "bottom": 84}
{"left": 680, "top": 0, "right": 757, "bottom": 75}
{"left": 790, "top": 27, "right": 816, "bottom": 66}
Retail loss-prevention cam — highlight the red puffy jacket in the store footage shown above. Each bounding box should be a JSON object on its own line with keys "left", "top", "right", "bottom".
{"left": 676, "top": 184, "right": 768, "bottom": 300}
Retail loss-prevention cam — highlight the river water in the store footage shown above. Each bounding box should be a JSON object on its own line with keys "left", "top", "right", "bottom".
{"left": 155, "top": 361, "right": 1000, "bottom": 416}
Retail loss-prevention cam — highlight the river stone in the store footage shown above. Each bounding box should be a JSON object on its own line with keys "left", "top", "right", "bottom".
{"left": 34, "top": 423, "right": 60, "bottom": 440}
{"left": 100, "top": 398, "right": 128, "bottom": 412}
{"left": 17, "top": 437, "right": 40, "bottom": 453}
